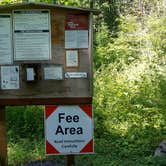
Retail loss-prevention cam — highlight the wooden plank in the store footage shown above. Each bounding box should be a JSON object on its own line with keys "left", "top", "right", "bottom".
{"left": 0, "top": 106, "right": 7, "bottom": 166}
{"left": 89, "top": 12, "right": 94, "bottom": 96}
{"left": 0, "top": 97, "right": 92, "bottom": 106}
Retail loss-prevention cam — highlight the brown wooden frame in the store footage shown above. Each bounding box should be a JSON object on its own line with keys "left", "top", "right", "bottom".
{"left": 0, "top": 3, "right": 95, "bottom": 105}
{"left": 0, "top": 97, "right": 92, "bottom": 106}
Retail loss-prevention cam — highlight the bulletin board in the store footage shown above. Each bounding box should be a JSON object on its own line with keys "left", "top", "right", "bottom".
{"left": 0, "top": 3, "right": 95, "bottom": 105}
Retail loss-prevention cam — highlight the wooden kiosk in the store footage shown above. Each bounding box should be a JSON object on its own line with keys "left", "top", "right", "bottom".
{"left": 0, "top": 2, "right": 97, "bottom": 165}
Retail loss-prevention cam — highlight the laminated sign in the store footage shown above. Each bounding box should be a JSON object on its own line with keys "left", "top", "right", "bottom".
{"left": 45, "top": 105, "right": 93, "bottom": 155}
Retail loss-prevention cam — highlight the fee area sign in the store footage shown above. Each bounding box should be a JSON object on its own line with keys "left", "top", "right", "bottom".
{"left": 45, "top": 105, "right": 93, "bottom": 155}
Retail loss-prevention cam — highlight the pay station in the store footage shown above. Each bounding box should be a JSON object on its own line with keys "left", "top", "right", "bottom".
{"left": 0, "top": 2, "right": 97, "bottom": 166}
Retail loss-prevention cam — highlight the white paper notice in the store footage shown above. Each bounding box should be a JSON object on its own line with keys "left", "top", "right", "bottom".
{"left": 65, "top": 31, "right": 77, "bottom": 49}
{"left": 65, "top": 30, "right": 88, "bottom": 49}
{"left": 77, "top": 30, "right": 89, "bottom": 48}
{"left": 0, "top": 14, "right": 12, "bottom": 64}
{"left": 65, "top": 72, "right": 87, "bottom": 78}
{"left": 13, "top": 10, "right": 51, "bottom": 61}
{"left": 1, "top": 66, "right": 20, "bottom": 89}
{"left": 14, "top": 32, "right": 50, "bottom": 60}
{"left": 44, "top": 66, "right": 63, "bottom": 80}
{"left": 13, "top": 10, "right": 49, "bottom": 30}
{"left": 26, "top": 68, "right": 35, "bottom": 81}
{"left": 66, "top": 50, "right": 78, "bottom": 67}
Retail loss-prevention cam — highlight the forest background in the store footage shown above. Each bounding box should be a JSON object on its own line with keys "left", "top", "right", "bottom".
{"left": 0, "top": 0, "right": 166, "bottom": 165}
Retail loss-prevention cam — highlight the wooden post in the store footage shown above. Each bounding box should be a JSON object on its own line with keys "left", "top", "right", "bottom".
{"left": 66, "top": 155, "right": 75, "bottom": 166}
{"left": 0, "top": 106, "right": 7, "bottom": 166}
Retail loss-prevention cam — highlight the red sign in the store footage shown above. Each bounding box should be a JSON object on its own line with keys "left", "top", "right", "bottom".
{"left": 65, "top": 14, "right": 89, "bottom": 30}
{"left": 45, "top": 105, "right": 93, "bottom": 155}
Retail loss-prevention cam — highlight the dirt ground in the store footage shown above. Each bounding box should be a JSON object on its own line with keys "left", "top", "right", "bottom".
{"left": 23, "top": 160, "right": 65, "bottom": 166}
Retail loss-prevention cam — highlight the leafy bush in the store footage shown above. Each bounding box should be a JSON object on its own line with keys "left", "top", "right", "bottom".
{"left": 7, "top": 106, "right": 44, "bottom": 141}
{"left": 8, "top": 139, "right": 45, "bottom": 165}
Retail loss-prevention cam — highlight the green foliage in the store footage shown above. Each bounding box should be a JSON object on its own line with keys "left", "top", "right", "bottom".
{"left": 0, "top": 0, "right": 22, "bottom": 4}
{"left": 7, "top": 106, "right": 44, "bottom": 141}
{"left": 94, "top": 15, "right": 141, "bottom": 69}
{"left": 93, "top": 1, "right": 166, "bottom": 165}
{"left": 56, "top": 0, "right": 90, "bottom": 7}
{"left": 8, "top": 139, "right": 45, "bottom": 166}
{"left": 147, "top": 14, "right": 166, "bottom": 58}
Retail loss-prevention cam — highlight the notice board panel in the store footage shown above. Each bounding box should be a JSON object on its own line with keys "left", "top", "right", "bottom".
{"left": 13, "top": 10, "right": 51, "bottom": 61}
{"left": 0, "top": 14, "right": 12, "bottom": 64}
{"left": 0, "top": 3, "right": 94, "bottom": 105}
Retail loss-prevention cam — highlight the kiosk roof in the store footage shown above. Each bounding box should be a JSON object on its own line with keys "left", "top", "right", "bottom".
{"left": 0, "top": 2, "right": 99, "bottom": 14}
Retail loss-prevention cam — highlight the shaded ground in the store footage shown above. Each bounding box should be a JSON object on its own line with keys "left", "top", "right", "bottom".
{"left": 23, "top": 160, "right": 65, "bottom": 166}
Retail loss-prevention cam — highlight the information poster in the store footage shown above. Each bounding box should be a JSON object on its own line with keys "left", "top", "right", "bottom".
{"left": 1, "top": 66, "right": 20, "bottom": 90}
{"left": 77, "top": 30, "right": 89, "bottom": 48}
{"left": 44, "top": 66, "right": 63, "bottom": 80}
{"left": 65, "top": 14, "right": 89, "bottom": 30}
{"left": 13, "top": 10, "right": 51, "bottom": 61}
{"left": 0, "top": 14, "right": 12, "bottom": 64}
{"left": 66, "top": 50, "right": 78, "bottom": 67}
{"left": 65, "top": 30, "right": 88, "bottom": 49}
{"left": 14, "top": 10, "right": 49, "bottom": 30}
{"left": 65, "top": 14, "right": 89, "bottom": 49}
{"left": 65, "top": 31, "right": 77, "bottom": 48}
